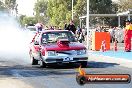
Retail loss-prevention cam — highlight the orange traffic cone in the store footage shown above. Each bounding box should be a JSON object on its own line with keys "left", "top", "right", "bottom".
{"left": 100, "top": 40, "right": 106, "bottom": 52}
{"left": 103, "top": 40, "right": 106, "bottom": 51}
{"left": 114, "top": 39, "right": 117, "bottom": 51}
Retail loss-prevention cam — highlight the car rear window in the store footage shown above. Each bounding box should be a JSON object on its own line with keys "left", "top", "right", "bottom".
{"left": 41, "top": 31, "right": 77, "bottom": 44}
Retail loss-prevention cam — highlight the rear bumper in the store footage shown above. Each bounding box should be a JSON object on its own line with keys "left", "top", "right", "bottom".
{"left": 42, "top": 55, "right": 88, "bottom": 64}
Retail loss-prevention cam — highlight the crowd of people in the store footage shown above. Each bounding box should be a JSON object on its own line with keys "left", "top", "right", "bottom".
{"left": 32, "top": 19, "right": 132, "bottom": 52}
{"left": 35, "top": 20, "right": 87, "bottom": 43}
{"left": 93, "top": 19, "right": 132, "bottom": 52}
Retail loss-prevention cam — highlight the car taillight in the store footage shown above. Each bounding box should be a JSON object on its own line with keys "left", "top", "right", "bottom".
{"left": 41, "top": 50, "right": 45, "bottom": 56}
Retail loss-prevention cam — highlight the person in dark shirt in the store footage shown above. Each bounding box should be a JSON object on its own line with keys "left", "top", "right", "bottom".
{"left": 64, "top": 23, "right": 67, "bottom": 30}
{"left": 66, "top": 20, "right": 76, "bottom": 34}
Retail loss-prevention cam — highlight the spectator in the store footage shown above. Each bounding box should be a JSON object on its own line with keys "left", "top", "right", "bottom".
{"left": 77, "top": 27, "right": 85, "bottom": 43}
{"left": 124, "top": 20, "right": 132, "bottom": 52}
{"left": 76, "top": 25, "right": 81, "bottom": 35}
{"left": 45, "top": 26, "right": 49, "bottom": 30}
{"left": 54, "top": 26, "right": 57, "bottom": 30}
{"left": 50, "top": 26, "right": 54, "bottom": 30}
{"left": 58, "top": 26, "right": 62, "bottom": 30}
{"left": 66, "top": 20, "right": 76, "bottom": 34}
{"left": 95, "top": 26, "right": 101, "bottom": 32}
{"left": 109, "top": 26, "right": 113, "bottom": 42}
{"left": 111, "top": 27, "right": 116, "bottom": 43}
{"left": 64, "top": 23, "right": 67, "bottom": 30}
{"left": 35, "top": 22, "right": 44, "bottom": 33}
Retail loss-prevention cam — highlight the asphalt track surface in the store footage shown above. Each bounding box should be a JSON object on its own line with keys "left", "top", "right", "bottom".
{"left": 0, "top": 51, "right": 132, "bottom": 88}
{"left": 0, "top": 12, "right": 131, "bottom": 88}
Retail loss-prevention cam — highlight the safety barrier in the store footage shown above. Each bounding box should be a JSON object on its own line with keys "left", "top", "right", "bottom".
{"left": 92, "top": 32, "right": 110, "bottom": 51}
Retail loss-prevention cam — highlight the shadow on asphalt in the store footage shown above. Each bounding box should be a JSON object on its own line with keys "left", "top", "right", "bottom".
{"left": 87, "top": 61, "right": 119, "bottom": 68}
{"left": 38, "top": 63, "right": 81, "bottom": 69}
{"left": 35, "top": 61, "right": 119, "bottom": 69}
{"left": 0, "top": 64, "right": 78, "bottom": 77}
{"left": 0, "top": 61, "right": 119, "bottom": 78}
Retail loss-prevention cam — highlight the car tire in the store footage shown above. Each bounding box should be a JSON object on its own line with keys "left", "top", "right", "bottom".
{"left": 41, "top": 61, "right": 46, "bottom": 68}
{"left": 29, "top": 51, "right": 38, "bottom": 65}
{"left": 122, "top": 40, "right": 124, "bottom": 43}
{"left": 31, "top": 56, "right": 38, "bottom": 65}
{"left": 80, "top": 61, "right": 87, "bottom": 68}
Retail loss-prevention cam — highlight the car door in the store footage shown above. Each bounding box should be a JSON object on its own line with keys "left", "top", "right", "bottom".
{"left": 32, "top": 34, "right": 41, "bottom": 60}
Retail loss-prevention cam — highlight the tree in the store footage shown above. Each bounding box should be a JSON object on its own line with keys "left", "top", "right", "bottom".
{"left": 34, "top": 0, "right": 48, "bottom": 24}
{"left": 118, "top": 0, "right": 132, "bottom": 12}
{"left": 116, "top": 0, "right": 132, "bottom": 26}
{"left": 19, "top": 15, "right": 37, "bottom": 26}
{"left": 34, "top": 0, "right": 118, "bottom": 27}
{"left": 23, "top": 17, "right": 37, "bottom": 26}
{"left": 47, "top": 0, "right": 73, "bottom": 27}
{"left": 90, "top": 0, "right": 113, "bottom": 14}
{"left": 74, "top": 0, "right": 86, "bottom": 26}
{"left": 0, "top": 1, "right": 6, "bottom": 10}
{"left": 5, "top": 0, "right": 16, "bottom": 10}
{"left": 19, "top": 15, "right": 26, "bottom": 26}
{"left": 89, "top": 0, "right": 118, "bottom": 26}
{"left": 73, "top": 0, "right": 118, "bottom": 26}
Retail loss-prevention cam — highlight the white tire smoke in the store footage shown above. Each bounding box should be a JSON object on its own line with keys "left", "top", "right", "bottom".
{"left": 0, "top": 11, "right": 32, "bottom": 65}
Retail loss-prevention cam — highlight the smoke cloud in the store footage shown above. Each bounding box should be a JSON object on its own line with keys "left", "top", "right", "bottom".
{"left": 0, "top": 11, "right": 31, "bottom": 65}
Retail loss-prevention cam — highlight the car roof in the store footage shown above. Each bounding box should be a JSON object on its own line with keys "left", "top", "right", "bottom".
{"left": 41, "top": 30, "right": 69, "bottom": 33}
{"left": 27, "top": 26, "right": 36, "bottom": 29}
{"left": 34, "top": 30, "right": 71, "bottom": 36}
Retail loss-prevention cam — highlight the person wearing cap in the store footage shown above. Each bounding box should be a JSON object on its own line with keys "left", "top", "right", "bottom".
{"left": 124, "top": 20, "right": 132, "bottom": 52}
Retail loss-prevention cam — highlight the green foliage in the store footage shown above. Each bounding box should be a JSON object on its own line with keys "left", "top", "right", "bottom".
{"left": 19, "top": 16, "right": 37, "bottom": 26}
{"left": 34, "top": 0, "right": 48, "bottom": 24}
{"left": 74, "top": 0, "right": 86, "bottom": 26}
{"left": 47, "top": 0, "right": 70, "bottom": 27}
{"left": 90, "top": 0, "right": 113, "bottom": 14}
{"left": 19, "top": 15, "right": 26, "bottom": 26}
{"left": 5, "top": 0, "right": 16, "bottom": 9}
{"left": 89, "top": 0, "right": 118, "bottom": 26}
{"left": 74, "top": 0, "right": 86, "bottom": 16}
{"left": 34, "top": 0, "right": 119, "bottom": 28}
{"left": 23, "top": 17, "right": 37, "bottom": 25}
{"left": 73, "top": 0, "right": 117, "bottom": 26}
{"left": 115, "top": 0, "right": 132, "bottom": 26}
{"left": 0, "top": 1, "right": 6, "bottom": 10}
{"left": 118, "top": 0, "right": 132, "bottom": 12}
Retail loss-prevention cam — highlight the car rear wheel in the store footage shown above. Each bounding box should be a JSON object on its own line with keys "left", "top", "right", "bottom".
{"left": 40, "top": 61, "right": 46, "bottom": 68}
{"left": 80, "top": 61, "right": 87, "bottom": 68}
{"left": 30, "top": 56, "right": 38, "bottom": 65}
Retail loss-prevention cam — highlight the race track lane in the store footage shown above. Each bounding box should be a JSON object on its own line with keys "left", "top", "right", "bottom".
{"left": 0, "top": 57, "right": 132, "bottom": 88}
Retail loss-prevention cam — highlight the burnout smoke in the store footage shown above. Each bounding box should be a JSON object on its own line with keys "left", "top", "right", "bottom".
{"left": 0, "top": 11, "right": 31, "bottom": 64}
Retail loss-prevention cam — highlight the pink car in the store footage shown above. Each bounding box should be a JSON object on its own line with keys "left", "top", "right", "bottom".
{"left": 29, "top": 30, "right": 88, "bottom": 67}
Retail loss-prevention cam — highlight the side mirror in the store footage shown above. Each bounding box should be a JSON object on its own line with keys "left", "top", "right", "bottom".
{"left": 34, "top": 41, "right": 39, "bottom": 45}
